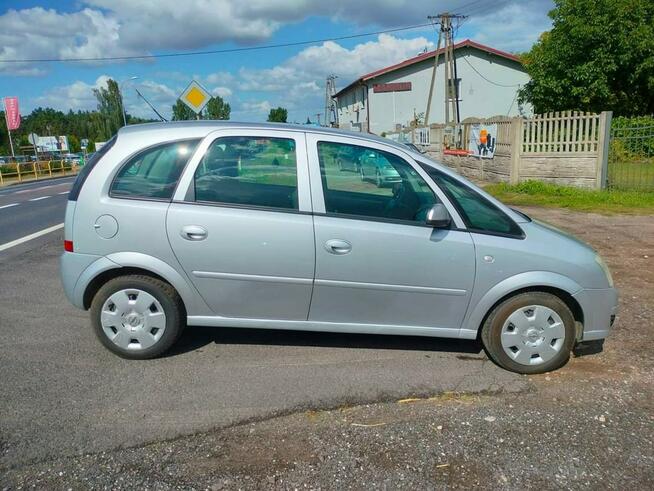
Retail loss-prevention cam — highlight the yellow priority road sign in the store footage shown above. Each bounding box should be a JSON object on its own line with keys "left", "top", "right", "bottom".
{"left": 179, "top": 80, "right": 211, "bottom": 114}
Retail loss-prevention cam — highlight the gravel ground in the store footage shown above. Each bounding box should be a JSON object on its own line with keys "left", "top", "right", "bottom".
{"left": 2, "top": 206, "right": 653, "bottom": 489}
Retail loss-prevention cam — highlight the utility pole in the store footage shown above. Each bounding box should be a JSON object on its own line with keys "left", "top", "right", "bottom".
{"left": 425, "top": 13, "right": 466, "bottom": 126}
{"left": 324, "top": 75, "right": 338, "bottom": 127}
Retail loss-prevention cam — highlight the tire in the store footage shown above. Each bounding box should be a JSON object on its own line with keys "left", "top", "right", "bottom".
{"left": 480, "top": 292, "right": 576, "bottom": 374}
{"left": 90, "top": 274, "right": 185, "bottom": 360}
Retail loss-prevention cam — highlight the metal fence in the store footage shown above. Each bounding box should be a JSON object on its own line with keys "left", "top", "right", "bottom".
{"left": 0, "top": 160, "right": 79, "bottom": 186}
{"left": 608, "top": 123, "right": 654, "bottom": 191}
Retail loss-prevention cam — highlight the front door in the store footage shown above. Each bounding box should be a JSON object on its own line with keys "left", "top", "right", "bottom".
{"left": 306, "top": 135, "right": 475, "bottom": 333}
{"left": 167, "top": 129, "right": 315, "bottom": 321}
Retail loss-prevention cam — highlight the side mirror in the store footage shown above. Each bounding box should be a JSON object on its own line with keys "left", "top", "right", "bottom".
{"left": 425, "top": 203, "right": 451, "bottom": 228}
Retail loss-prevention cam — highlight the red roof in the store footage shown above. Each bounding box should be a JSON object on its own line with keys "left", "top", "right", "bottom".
{"left": 335, "top": 39, "right": 522, "bottom": 97}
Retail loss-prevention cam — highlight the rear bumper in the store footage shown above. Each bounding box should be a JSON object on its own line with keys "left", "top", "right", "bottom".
{"left": 573, "top": 287, "right": 619, "bottom": 341}
{"left": 60, "top": 251, "right": 103, "bottom": 309}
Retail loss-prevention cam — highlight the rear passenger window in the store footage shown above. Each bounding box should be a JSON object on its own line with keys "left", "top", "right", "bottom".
{"left": 111, "top": 139, "right": 199, "bottom": 200}
{"left": 194, "top": 136, "right": 298, "bottom": 210}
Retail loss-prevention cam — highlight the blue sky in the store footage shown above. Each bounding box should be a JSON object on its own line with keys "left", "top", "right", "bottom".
{"left": 0, "top": 0, "right": 553, "bottom": 123}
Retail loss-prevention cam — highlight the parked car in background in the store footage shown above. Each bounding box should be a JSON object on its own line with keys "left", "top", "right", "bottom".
{"left": 60, "top": 122, "right": 617, "bottom": 374}
{"left": 359, "top": 149, "right": 402, "bottom": 187}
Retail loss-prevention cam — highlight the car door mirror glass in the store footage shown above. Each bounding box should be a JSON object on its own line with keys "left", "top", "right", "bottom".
{"left": 425, "top": 204, "right": 451, "bottom": 228}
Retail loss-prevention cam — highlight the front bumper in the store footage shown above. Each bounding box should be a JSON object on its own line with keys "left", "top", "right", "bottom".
{"left": 572, "top": 287, "right": 619, "bottom": 341}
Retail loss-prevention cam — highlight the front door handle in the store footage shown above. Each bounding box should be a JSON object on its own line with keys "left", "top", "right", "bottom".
{"left": 180, "top": 225, "right": 208, "bottom": 241}
{"left": 325, "top": 239, "right": 352, "bottom": 255}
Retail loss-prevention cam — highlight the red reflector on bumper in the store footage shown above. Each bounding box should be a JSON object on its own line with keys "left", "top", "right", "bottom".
{"left": 64, "top": 240, "right": 74, "bottom": 252}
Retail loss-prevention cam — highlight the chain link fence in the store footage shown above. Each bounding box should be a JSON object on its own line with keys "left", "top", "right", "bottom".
{"left": 608, "top": 119, "right": 654, "bottom": 191}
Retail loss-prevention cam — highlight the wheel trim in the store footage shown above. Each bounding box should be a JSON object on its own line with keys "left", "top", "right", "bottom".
{"left": 500, "top": 305, "right": 565, "bottom": 366}
{"left": 100, "top": 289, "right": 166, "bottom": 351}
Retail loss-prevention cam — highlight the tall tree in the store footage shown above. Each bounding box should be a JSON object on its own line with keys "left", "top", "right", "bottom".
{"left": 519, "top": 0, "right": 654, "bottom": 116}
{"left": 267, "top": 107, "right": 288, "bottom": 123}
{"left": 204, "top": 96, "right": 230, "bottom": 120}
{"left": 171, "top": 99, "right": 197, "bottom": 121}
{"left": 92, "top": 78, "right": 124, "bottom": 138}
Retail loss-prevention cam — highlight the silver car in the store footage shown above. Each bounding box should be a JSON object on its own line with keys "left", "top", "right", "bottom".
{"left": 60, "top": 122, "right": 617, "bottom": 374}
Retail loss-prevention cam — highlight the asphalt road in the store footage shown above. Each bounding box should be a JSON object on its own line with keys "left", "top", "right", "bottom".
{"left": 0, "top": 176, "right": 76, "bottom": 259}
{"left": 0, "top": 232, "right": 526, "bottom": 469}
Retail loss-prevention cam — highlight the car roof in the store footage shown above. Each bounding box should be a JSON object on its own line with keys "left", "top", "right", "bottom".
{"left": 118, "top": 120, "right": 410, "bottom": 152}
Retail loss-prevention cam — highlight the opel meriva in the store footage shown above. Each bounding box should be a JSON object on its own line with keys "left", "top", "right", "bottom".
{"left": 60, "top": 122, "right": 617, "bottom": 374}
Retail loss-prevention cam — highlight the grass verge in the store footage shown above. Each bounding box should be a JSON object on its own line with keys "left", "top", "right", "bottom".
{"left": 485, "top": 180, "right": 654, "bottom": 214}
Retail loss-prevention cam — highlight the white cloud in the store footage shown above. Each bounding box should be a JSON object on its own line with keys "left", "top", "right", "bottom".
{"left": 32, "top": 75, "right": 111, "bottom": 111}
{"left": 0, "top": 1, "right": 551, "bottom": 74}
{"left": 459, "top": 0, "right": 553, "bottom": 52}
{"left": 211, "top": 86, "right": 233, "bottom": 98}
{"left": 237, "top": 100, "right": 273, "bottom": 116}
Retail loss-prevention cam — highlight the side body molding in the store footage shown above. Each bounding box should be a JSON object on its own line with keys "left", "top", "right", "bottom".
{"left": 459, "top": 271, "right": 583, "bottom": 339}
{"left": 73, "top": 252, "right": 212, "bottom": 315}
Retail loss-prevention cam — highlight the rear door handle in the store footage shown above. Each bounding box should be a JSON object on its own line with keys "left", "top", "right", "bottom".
{"left": 325, "top": 239, "right": 352, "bottom": 255}
{"left": 180, "top": 225, "right": 208, "bottom": 241}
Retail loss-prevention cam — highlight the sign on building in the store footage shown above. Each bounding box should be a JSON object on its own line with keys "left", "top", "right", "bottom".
{"left": 179, "top": 80, "right": 211, "bottom": 114}
{"left": 468, "top": 123, "right": 497, "bottom": 159}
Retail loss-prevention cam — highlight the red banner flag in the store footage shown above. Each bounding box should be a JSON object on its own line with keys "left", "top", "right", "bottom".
{"left": 3, "top": 96, "right": 21, "bottom": 130}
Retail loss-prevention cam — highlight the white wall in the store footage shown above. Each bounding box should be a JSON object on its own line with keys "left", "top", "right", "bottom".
{"left": 337, "top": 46, "right": 532, "bottom": 135}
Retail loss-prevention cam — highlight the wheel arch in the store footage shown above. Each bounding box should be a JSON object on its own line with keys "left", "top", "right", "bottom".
{"left": 76, "top": 252, "right": 211, "bottom": 315}
{"left": 460, "top": 272, "right": 585, "bottom": 340}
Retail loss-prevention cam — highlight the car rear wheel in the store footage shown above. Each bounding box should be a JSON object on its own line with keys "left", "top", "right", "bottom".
{"left": 481, "top": 292, "right": 576, "bottom": 374}
{"left": 375, "top": 170, "right": 383, "bottom": 187}
{"left": 90, "top": 275, "right": 185, "bottom": 359}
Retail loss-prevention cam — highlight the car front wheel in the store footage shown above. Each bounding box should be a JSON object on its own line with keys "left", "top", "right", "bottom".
{"left": 90, "top": 275, "right": 185, "bottom": 359}
{"left": 481, "top": 292, "right": 576, "bottom": 374}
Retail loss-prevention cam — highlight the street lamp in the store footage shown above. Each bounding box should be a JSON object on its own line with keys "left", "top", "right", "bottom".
{"left": 119, "top": 76, "right": 139, "bottom": 126}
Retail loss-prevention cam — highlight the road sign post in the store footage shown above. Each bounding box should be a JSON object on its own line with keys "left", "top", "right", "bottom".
{"left": 179, "top": 80, "right": 211, "bottom": 118}
{"left": 28, "top": 133, "right": 39, "bottom": 162}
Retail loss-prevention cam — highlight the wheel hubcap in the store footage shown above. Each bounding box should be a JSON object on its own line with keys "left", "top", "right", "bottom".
{"left": 500, "top": 305, "right": 565, "bottom": 366}
{"left": 100, "top": 289, "right": 166, "bottom": 351}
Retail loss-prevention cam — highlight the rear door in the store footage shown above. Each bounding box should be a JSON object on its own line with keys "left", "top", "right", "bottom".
{"left": 167, "top": 129, "right": 315, "bottom": 321}
{"left": 306, "top": 134, "right": 476, "bottom": 333}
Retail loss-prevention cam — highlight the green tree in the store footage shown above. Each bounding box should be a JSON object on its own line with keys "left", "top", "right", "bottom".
{"left": 267, "top": 107, "right": 288, "bottom": 123}
{"left": 68, "top": 134, "right": 81, "bottom": 153}
{"left": 171, "top": 99, "right": 197, "bottom": 121}
{"left": 204, "top": 96, "right": 230, "bottom": 120}
{"left": 93, "top": 78, "right": 124, "bottom": 138}
{"left": 519, "top": 0, "right": 654, "bottom": 116}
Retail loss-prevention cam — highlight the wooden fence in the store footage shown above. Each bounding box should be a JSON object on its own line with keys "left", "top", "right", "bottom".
{"left": 522, "top": 111, "right": 600, "bottom": 154}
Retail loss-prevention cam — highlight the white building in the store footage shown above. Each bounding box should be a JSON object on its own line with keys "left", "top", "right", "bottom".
{"left": 335, "top": 39, "right": 531, "bottom": 135}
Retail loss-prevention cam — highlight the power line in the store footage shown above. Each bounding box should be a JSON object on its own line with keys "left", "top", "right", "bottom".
{"left": 0, "top": 22, "right": 434, "bottom": 64}
{"left": 460, "top": 55, "right": 521, "bottom": 88}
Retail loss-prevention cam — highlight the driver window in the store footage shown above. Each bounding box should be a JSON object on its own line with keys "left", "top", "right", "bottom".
{"left": 317, "top": 141, "right": 438, "bottom": 223}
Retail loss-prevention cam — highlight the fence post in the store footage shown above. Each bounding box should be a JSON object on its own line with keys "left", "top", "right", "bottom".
{"left": 510, "top": 117, "right": 523, "bottom": 184}
{"left": 596, "top": 111, "right": 612, "bottom": 189}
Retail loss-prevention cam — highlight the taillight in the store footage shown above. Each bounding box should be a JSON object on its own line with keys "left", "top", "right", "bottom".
{"left": 64, "top": 240, "right": 74, "bottom": 252}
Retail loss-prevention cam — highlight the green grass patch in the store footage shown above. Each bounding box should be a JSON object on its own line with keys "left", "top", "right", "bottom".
{"left": 485, "top": 180, "right": 654, "bottom": 214}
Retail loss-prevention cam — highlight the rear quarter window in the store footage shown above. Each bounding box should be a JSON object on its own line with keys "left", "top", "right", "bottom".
{"left": 110, "top": 139, "right": 200, "bottom": 200}
{"left": 68, "top": 136, "right": 116, "bottom": 201}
